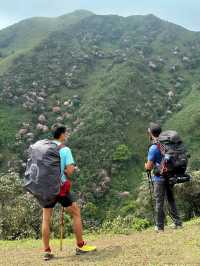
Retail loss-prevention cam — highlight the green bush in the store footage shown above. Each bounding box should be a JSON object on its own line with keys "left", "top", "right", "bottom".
{"left": 135, "top": 171, "right": 200, "bottom": 223}
{"left": 99, "top": 215, "right": 151, "bottom": 234}
{"left": 120, "top": 202, "right": 136, "bottom": 217}
{"left": 132, "top": 218, "right": 150, "bottom": 231}
{"left": 113, "top": 144, "right": 132, "bottom": 162}
{"left": 99, "top": 215, "right": 134, "bottom": 235}
{"left": 0, "top": 172, "right": 73, "bottom": 240}
{"left": 82, "top": 202, "right": 98, "bottom": 219}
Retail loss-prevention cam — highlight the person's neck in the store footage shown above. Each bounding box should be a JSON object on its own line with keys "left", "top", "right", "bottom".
{"left": 55, "top": 138, "right": 63, "bottom": 143}
{"left": 152, "top": 137, "right": 158, "bottom": 144}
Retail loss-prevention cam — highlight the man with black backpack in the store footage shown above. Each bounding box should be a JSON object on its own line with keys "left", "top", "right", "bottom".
{"left": 145, "top": 123, "right": 183, "bottom": 232}
{"left": 24, "top": 125, "right": 96, "bottom": 260}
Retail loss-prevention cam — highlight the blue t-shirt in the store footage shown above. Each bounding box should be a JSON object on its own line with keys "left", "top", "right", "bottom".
{"left": 53, "top": 140, "right": 75, "bottom": 183}
{"left": 147, "top": 144, "right": 162, "bottom": 181}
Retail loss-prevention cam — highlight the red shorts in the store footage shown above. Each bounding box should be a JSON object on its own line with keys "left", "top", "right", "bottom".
{"left": 59, "top": 179, "right": 71, "bottom": 197}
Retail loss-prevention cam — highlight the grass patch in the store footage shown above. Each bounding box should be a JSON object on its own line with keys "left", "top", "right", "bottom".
{"left": 1, "top": 221, "right": 200, "bottom": 265}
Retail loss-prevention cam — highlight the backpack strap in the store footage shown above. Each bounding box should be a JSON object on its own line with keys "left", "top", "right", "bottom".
{"left": 57, "top": 143, "right": 66, "bottom": 151}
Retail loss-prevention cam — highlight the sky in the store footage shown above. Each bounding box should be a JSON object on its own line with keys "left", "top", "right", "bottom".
{"left": 0, "top": 0, "right": 200, "bottom": 31}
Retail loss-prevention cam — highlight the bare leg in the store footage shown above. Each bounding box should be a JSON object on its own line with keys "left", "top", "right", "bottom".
{"left": 42, "top": 208, "right": 53, "bottom": 250}
{"left": 66, "top": 203, "right": 83, "bottom": 245}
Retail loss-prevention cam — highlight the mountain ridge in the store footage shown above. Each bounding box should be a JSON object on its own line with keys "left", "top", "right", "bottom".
{"left": 0, "top": 11, "right": 200, "bottom": 220}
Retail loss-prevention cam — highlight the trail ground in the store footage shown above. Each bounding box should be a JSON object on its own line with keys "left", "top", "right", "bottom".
{"left": 1, "top": 221, "right": 200, "bottom": 266}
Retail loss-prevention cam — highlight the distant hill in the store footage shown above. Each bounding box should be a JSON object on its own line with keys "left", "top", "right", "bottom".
{"left": 0, "top": 11, "right": 200, "bottom": 219}
{"left": 0, "top": 10, "right": 93, "bottom": 73}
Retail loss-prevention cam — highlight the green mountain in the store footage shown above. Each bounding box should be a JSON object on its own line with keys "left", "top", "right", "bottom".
{"left": 0, "top": 11, "right": 200, "bottom": 220}
{"left": 0, "top": 10, "right": 93, "bottom": 73}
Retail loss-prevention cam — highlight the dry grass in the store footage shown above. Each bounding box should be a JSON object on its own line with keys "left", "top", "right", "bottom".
{"left": 1, "top": 223, "right": 200, "bottom": 266}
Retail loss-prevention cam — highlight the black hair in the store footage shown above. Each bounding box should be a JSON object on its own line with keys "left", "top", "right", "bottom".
{"left": 149, "top": 122, "right": 162, "bottom": 138}
{"left": 51, "top": 124, "right": 66, "bottom": 139}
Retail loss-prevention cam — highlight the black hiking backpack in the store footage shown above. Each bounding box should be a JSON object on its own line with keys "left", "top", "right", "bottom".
{"left": 24, "top": 139, "right": 64, "bottom": 207}
{"left": 157, "top": 130, "right": 191, "bottom": 184}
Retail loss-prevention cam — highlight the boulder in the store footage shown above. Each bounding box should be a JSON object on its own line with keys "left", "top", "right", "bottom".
{"left": 38, "top": 114, "right": 47, "bottom": 123}
{"left": 102, "top": 176, "right": 111, "bottom": 184}
{"left": 182, "top": 56, "right": 190, "bottom": 62}
{"left": 39, "top": 91, "right": 47, "bottom": 98}
{"left": 64, "top": 100, "right": 70, "bottom": 106}
{"left": 98, "top": 169, "right": 108, "bottom": 178}
{"left": 37, "top": 97, "right": 45, "bottom": 103}
{"left": 175, "top": 103, "right": 183, "bottom": 111}
{"left": 42, "top": 125, "right": 49, "bottom": 133}
{"left": 175, "top": 82, "right": 182, "bottom": 88}
{"left": 26, "top": 132, "right": 34, "bottom": 139}
{"left": 170, "top": 65, "right": 177, "bottom": 72}
{"left": 63, "top": 112, "right": 72, "bottom": 119}
{"left": 32, "top": 81, "right": 38, "bottom": 87}
{"left": 148, "top": 61, "right": 157, "bottom": 70}
{"left": 168, "top": 91, "right": 175, "bottom": 98}
{"left": 26, "top": 138, "right": 34, "bottom": 143}
{"left": 177, "top": 77, "right": 185, "bottom": 83}
{"left": 56, "top": 116, "right": 64, "bottom": 122}
{"left": 118, "top": 191, "right": 130, "bottom": 198}
{"left": 166, "top": 110, "right": 173, "bottom": 115}
{"left": 22, "top": 123, "right": 30, "bottom": 129}
{"left": 52, "top": 106, "right": 61, "bottom": 113}
{"left": 18, "top": 128, "right": 28, "bottom": 135}
{"left": 36, "top": 123, "right": 44, "bottom": 131}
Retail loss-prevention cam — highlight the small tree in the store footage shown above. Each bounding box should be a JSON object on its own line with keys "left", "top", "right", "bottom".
{"left": 113, "top": 144, "right": 132, "bottom": 162}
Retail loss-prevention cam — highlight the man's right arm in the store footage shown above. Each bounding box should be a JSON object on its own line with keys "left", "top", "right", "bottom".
{"left": 145, "top": 145, "right": 156, "bottom": 171}
{"left": 64, "top": 164, "right": 75, "bottom": 177}
{"left": 60, "top": 147, "right": 76, "bottom": 178}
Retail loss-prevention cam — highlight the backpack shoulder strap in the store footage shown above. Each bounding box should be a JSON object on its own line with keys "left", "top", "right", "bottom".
{"left": 56, "top": 143, "right": 66, "bottom": 151}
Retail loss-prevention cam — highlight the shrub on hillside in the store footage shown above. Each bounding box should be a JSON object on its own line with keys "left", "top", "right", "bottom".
{"left": 113, "top": 144, "right": 132, "bottom": 162}
{"left": 0, "top": 172, "right": 72, "bottom": 240}
{"left": 99, "top": 215, "right": 151, "bottom": 234}
{"left": 135, "top": 171, "right": 200, "bottom": 223}
{"left": 175, "top": 171, "right": 200, "bottom": 219}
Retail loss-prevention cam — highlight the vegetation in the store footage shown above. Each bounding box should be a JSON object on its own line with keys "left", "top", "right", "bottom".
{"left": 1, "top": 220, "right": 200, "bottom": 265}
{"left": 0, "top": 10, "right": 200, "bottom": 239}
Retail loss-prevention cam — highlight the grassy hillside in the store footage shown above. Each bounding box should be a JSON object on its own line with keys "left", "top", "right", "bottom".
{"left": 1, "top": 219, "right": 200, "bottom": 265}
{"left": 0, "top": 10, "right": 93, "bottom": 73}
{"left": 165, "top": 83, "right": 200, "bottom": 169}
{"left": 0, "top": 12, "right": 200, "bottom": 221}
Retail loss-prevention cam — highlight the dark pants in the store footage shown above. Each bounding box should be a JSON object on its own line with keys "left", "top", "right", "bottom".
{"left": 154, "top": 180, "right": 182, "bottom": 230}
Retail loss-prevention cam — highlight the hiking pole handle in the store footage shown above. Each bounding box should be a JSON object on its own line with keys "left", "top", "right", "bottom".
{"left": 146, "top": 170, "right": 152, "bottom": 179}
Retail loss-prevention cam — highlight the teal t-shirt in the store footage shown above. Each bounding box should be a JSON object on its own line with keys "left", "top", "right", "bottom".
{"left": 53, "top": 140, "right": 75, "bottom": 183}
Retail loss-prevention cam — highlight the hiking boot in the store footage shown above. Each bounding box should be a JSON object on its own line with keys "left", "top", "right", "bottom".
{"left": 154, "top": 226, "right": 164, "bottom": 233}
{"left": 43, "top": 248, "right": 54, "bottom": 261}
{"left": 170, "top": 224, "right": 183, "bottom": 230}
{"left": 76, "top": 242, "right": 97, "bottom": 255}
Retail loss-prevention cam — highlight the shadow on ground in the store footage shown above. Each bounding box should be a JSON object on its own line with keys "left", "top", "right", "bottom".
{"left": 66, "top": 245, "right": 122, "bottom": 263}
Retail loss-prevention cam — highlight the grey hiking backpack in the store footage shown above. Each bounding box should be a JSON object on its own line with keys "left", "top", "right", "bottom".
{"left": 157, "top": 130, "right": 191, "bottom": 184}
{"left": 24, "top": 139, "right": 63, "bottom": 207}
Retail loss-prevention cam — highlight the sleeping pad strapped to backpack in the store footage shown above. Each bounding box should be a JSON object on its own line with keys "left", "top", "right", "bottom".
{"left": 24, "top": 139, "right": 64, "bottom": 206}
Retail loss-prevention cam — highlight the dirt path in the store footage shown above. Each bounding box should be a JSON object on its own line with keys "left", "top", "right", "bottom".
{"left": 1, "top": 225, "right": 200, "bottom": 266}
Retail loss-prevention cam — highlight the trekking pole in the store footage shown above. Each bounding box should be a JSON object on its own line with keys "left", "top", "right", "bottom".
{"left": 60, "top": 207, "right": 64, "bottom": 251}
{"left": 147, "top": 171, "right": 156, "bottom": 226}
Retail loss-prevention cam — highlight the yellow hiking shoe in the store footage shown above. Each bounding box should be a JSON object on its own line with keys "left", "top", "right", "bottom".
{"left": 76, "top": 243, "right": 97, "bottom": 255}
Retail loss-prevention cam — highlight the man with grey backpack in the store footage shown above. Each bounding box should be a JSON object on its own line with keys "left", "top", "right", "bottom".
{"left": 144, "top": 123, "right": 190, "bottom": 232}
{"left": 24, "top": 125, "right": 96, "bottom": 260}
